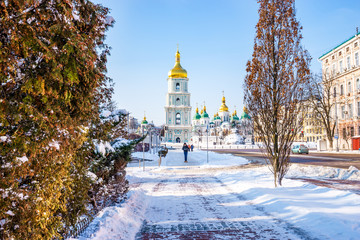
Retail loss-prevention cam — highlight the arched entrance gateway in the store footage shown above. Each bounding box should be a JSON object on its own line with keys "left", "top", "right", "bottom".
{"left": 176, "top": 137, "right": 181, "bottom": 143}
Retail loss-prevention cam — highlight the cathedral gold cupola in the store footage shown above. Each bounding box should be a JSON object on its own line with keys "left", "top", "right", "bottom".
{"left": 219, "top": 94, "right": 229, "bottom": 112}
{"left": 168, "top": 46, "right": 188, "bottom": 78}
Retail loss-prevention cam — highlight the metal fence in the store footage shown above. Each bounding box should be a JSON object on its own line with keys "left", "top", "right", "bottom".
{"left": 198, "top": 144, "right": 259, "bottom": 150}
{"left": 60, "top": 197, "right": 127, "bottom": 239}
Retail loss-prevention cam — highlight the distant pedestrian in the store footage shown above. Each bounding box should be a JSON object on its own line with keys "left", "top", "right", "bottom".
{"left": 182, "top": 143, "right": 190, "bottom": 162}
{"left": 190, "top": 144, "right": 194, "bottom": 152}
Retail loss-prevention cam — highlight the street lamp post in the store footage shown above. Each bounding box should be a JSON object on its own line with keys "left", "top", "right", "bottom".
{"left": 336, "top": 115, "right": 339, "bottom": 152}
{"left": 334, "top": 97, "right": 340, "bottom": 152}
{"left": 149, "top": 128, "right": 152, "bottom": 154}
{"left": 343, "top": 110, "right": 349, "bottom": 150}
{"left": 198, "top": 128, "right": 201, "bottom": 149}
{"left": 206, "top": 124, "right": 209, "bottom": 164}
{"left": 143, "top": 126, "right": 151, "bottom": 171}
{"left": 141, "top": 125, "right": 144, "bottom": 168}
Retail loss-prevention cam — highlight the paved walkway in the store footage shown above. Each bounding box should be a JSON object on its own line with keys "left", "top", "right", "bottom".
{"left": 133, "top": 172, "right": 315, "bottom": 240}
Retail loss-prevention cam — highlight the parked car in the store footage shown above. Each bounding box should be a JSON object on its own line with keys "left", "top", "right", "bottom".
{"left": 292, "top": 144, "right": 309, "bottom": 154}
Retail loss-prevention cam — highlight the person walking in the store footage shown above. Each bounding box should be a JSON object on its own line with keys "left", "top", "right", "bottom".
{"left": 190, "top": 144, "right": 194, "bottom": 152}
{"left": 182, "top": 143, "right": 190, "bottom": 162}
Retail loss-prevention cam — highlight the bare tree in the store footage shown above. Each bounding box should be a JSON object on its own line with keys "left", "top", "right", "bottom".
{"left": 192, "top": 126, "right": 203, "bottom": 147}
{"left": 341, "top": 123, "right": 354, "bottom": 149}
{"left": 306, "top": 73, "right": 337, "bottom": 150}
{"left": 244, "top": 0, "right": 311, "bottom": 187}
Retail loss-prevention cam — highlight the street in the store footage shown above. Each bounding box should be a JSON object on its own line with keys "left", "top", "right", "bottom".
{"left": 212, "top": 148, "right": 360, "bottom": 195}
{"left": 212, "top": 148, "right": 360, "bottom": 169}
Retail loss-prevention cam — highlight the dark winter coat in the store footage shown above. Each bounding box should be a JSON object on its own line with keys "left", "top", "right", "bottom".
{"left": 182, "top": 145, "right": 190, "bottom": 152}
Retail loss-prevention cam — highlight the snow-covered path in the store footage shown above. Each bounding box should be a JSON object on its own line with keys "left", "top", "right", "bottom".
{"left": 134, "top": 172, "right": 309, "bottom": 239}
{"left": 76, "top": 150, "right": 360, "bottom": 240}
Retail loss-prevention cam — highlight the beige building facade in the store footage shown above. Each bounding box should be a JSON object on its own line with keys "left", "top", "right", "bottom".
{"left": 301, "top": 112, "right": 326, "bottom": 143}
{"left": 319, "top": 33, "right": 360, "bottom": 149}
{"left": 293, "top": 103, "right": 326, "bottom": 143}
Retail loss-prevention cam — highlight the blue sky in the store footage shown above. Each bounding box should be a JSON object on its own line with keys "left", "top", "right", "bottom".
{"left": 93, "top": 0, "right": 360, "bottom": 125}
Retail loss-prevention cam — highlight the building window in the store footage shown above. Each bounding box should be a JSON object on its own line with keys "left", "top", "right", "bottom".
{"left": 347, "top": 56, "right": 351, "bottom": 69}
{"left": 346, "top": 47, "right": 350, "bottom": 52}
{"left": 355, "top": 42, "right": 358, "bottom": 48}
{"left": 348, "top": 81, "right": 352, "bottom": 93}
{"left": 339, "top": 51, "right": 342, "bottom": 56}
{"left": 343, "top": 128, "right": 346, "bottom": 138}
{"left": 176, "top": 98, "right": 180, "bottom": 106}
{"left": 349, "top": 104, "right": 353, "bottom": 118}
{"left": 333, "top": 87, "right": 336, "bottom": 97}
{"left": 357, "top": 79, "right": 360, "bottom": 90}
{"left": 339, "top": 60, "right": 343, "bottom": 73}
{"left": 351, "top": 127, "right": 354, "bottom": 137}
{"left": 175, "top": 113, "right": 181, "bottom": 125}
{"left": 341, "top": 105, "right": 345, "bottom": 119}
{"left": 340, "top": 84, "right": 344, "bottom": 95}
{"left": 356, "top": 52, "right": 359, "bottom": 66}
{"left": 332, "top": 55, "right": 335, "bottom": 60}
{"left": 332, "top": 64, "right": 336, "bottom": 75}
{"left": 326, "top": 59, "right": 328, "bottom": 64}
{"left": 358, "top": 101, "right": 360, "bottom": 116}
{"left": 358, "top": 126, "right": 360, "bottom": 135}
{"left": 176, "top": 83, "right": 180, "bottom": 91}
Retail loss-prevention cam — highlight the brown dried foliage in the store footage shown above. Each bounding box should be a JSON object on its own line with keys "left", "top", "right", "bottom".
{"left": 244, "top": 0, "right": 311, "bottom": 186}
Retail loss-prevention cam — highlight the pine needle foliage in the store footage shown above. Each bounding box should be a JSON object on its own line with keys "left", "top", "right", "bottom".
{"left": 86, "top": 110, "right": 145, "bottom": 214}
{"left": 0, "top": 0, "right": 113, "bottom": 238}
{"left": 244, "top": 0, "right": 311, "bottom": 187}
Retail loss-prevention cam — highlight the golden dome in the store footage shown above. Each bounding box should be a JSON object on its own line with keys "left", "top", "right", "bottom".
{"left": 219, "top": 95, "right": 229, "bottom": 112}
{"left": 168, "top": 48, "right": 187, "bottom": 78}
{"left": 243, "top": 106, "right": 248, "bottom": 114}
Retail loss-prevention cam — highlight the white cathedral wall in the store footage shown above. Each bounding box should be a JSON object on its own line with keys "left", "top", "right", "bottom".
{"left": 165, "top": 77, "right": 191, "bottom": 143}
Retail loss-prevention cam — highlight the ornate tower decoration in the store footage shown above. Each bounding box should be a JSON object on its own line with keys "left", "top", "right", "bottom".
{"left": 164, "top": 46, "right": 192, "bottom": 143}
{"left": 218, "top": 91, "right": 230, "bottom": 122}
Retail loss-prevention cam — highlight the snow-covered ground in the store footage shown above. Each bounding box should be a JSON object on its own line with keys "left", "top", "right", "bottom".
{"left": 74, "top": 150, "right": 360, "bottom": 240}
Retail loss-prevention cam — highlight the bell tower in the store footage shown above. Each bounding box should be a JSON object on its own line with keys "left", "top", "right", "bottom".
{"left": 164, "top": 47, "right": 192, "bottom": 143}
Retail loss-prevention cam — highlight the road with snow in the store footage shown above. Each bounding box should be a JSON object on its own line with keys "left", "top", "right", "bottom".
{"left": 76, "top": 150, "right": 360, "bottom": 240}
{"left": 213, "top": 148, "right": 360, "bottom": 169}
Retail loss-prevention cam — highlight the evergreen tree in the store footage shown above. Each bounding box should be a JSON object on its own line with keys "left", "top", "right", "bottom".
{"left": 0, "top": 1, "right": 113, "bottom": 238}
{"left": 87, "top": 109, "right": 143, "bottom": 212}
{"left": 244, "top": 0, "right": 311, "bottom": 187}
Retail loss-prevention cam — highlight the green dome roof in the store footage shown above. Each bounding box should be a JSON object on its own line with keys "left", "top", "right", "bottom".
{"left": 213, "top": 113, "right": 221, "bottom": 121}
{"left": 241, "top": 111, "right": 251, "bottom": 120}
{"left": 201, "top": 111, "right": 209, "bottom": 118}
{"left": 231, "top": 115, "right": 240, "bottom": 121}
{"left": 141, "top": 116, "right": 148, "bottom": 124}
{"left": 193, "top": 112, "right": 201, "bottom": 120}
